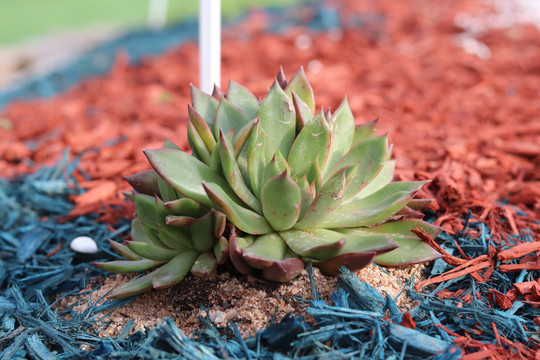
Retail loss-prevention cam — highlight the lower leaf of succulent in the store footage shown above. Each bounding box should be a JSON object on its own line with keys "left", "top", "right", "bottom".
{"left": 95, "top": 216, "right": 442, "bottom": 299}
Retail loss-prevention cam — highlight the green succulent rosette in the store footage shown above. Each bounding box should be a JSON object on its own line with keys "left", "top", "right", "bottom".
{"left": 94, "top": 68, "right": 442, "bottom": 298}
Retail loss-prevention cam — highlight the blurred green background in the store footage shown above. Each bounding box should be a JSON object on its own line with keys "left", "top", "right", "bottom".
{"left": 0, "top": 0, "right": 307, "bottom": 45}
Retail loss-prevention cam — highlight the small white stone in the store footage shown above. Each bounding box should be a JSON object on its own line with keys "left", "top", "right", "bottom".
{"left": 70, "top": 236, "right": 98, "bottom": 254}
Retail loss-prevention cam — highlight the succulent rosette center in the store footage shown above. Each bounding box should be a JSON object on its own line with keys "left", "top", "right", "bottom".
{"left": 94, "top": 68, "right": 443, "bottom": 298}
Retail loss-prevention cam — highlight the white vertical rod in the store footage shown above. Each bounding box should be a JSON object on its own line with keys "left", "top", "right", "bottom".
{"left": 199, "top": 0, "right": 221, "bottom": 94}
{"left": 148, "top": 0, "right": 169, "bottom": 30}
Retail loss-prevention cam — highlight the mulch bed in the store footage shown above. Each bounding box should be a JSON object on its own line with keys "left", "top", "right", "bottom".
{"left": 1, "top": 0, "right": 539, "bottom": 358}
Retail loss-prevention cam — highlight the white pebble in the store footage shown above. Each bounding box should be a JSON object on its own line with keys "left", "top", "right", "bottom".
{"left": 70, "top": 236, "right": 98, "bottom": 254}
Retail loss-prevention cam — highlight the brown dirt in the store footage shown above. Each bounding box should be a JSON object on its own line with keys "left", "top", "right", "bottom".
{"left": 64, "top": 264, "right": 423, "bottom": 338}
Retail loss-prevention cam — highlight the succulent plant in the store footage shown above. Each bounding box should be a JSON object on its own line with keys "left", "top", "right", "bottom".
{"left": 94, "top": 68, "right": 443, "bottom": 298}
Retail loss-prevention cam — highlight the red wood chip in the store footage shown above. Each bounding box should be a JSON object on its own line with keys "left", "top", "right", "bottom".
{"left": 486, "top": 289, "right": 513, "bottom": 310}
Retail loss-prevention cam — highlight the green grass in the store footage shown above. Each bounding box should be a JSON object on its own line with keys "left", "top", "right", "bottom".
{"left": 0, "top": 0, "right": 308, "bottom": 46}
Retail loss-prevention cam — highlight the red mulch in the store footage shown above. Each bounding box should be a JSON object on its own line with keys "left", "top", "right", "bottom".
{"left": 1, "top": 0, "right": 539, "bottom": 357}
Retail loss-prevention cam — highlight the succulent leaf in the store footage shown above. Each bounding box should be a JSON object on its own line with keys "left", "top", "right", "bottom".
{"left": 288, "top": 111, "right": 330, "bottom": 177}
{"left": 262, "top": 257, "right": 304, "bottom": 282}
{"left": 108, "top": 239, "right": 140, "bottom": 260}
{"left": 229, "top": 234, "right": 253, "bottom": 275}
{"left": 233, "top": 118, "right": 257, "bottom": 158}
{"left": 261, "top": 171, "right": 301, "bottom": 231}
{"left": 190, "top": 84, "right": 218, "bottom": 132}
{"left": 322, "top": 98, "right": 355, "bottom": 179}
{"left": 352, "top": 160, "right": 395, "bottom": 201}
{"left": 93, "top": 259, "right": 165, "bottom": 273}
{"left": 190, "top": 211, "right": 217, "bottom": 253}
{"left": 227, "top": 79, "right": 260, "bottom": 120}
{"left": 134, "top": 194, "right": 159, "bottom": 227}
{"left": 242, "top": 233, "right": 288, "bottom": 269}
{"left": 188, "top": 104, "right": 216, "bottom": 153}
{"left": 151, "top": 251, "right": 199, "bottom": 289}
{"left": 291, "top": 91, "right": 313, "bottom": 130}
{"left": 218, "top": 131, "right": 262, "bottom": 213}
{"left": 124, "top": 170, "right": 160, "bottom": 197}
{"left": 213, "top": 236, "right": 229, "bottom": 265}
{"left": 187, "top": 120, "right": 212, "bottom": 164}
{"left": 191, "top": 252, "right": 218, "bottom": 278}
{"left": 279, "top": 229, "right": 345, "bottom": 260}
{"left": 316, "top": 181, "right": 427, "bottom": 228}
{"left": 145, "top": 148, "right": 238, "bottom": 208}
{"left": 203, "top": 182, "right": 273, "bottom": 234}
{"left": 259, "top": 80, "right": 296, "bottom": 159}
{"left": 352, "top": 118, "right": 378, "bottom": 146}
{"left": 164, "top": 197, "right": 208, "bottom": 217}
{"left": 315, "top": 252, "right": 376, "bottom": 275}
{"left": 294, "top": 169, "right": 348, "bottom": 230}
{"left": 109, "top": 271, "right": 157, "bottom": 299}
{"left": 284, "top": 67, "right": 315, "bottom": 113}
{"left": 247, "top": 120, "right": 267, "bottom": 197}
{"left": 215, "top": 97, "right": 250, "bottom": 138}
{"left": 127, "top": 241, "right": 182, "bottom": 261}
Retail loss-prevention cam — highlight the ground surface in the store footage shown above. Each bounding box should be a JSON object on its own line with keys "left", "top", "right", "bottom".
{"left": 1, "top": 0, "right": 540, "bottom": 358}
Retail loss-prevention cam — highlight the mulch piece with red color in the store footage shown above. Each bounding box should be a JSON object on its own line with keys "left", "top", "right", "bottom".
{"left": 1, "top": 0, "right": 539, "bottom": 358}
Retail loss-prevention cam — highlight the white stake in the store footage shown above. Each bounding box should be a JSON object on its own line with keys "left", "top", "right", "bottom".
{"left": 199, "top": 0, "right": 221, "bottom": 94}
{"left": 148, "top": 0, "right": 169, "bottom": 30}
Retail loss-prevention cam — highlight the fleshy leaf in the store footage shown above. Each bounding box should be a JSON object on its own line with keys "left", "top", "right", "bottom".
{"left": 288, "top": 111, "right": 330, "bottom": 177}
{"left": 108, "top": 271, "right": 157, "bottom": 299}
{"left": 262, "top": 258, "right": 305, "bottom": 282}
{"left": 297, "top": 175, "right": 315, "bottom": 220}
{"left": 190, "top": 211, "right": 216, "bottom": 253}
{"left": 259, "top": 80, "right": 296, "bottom": 159}
{"left": 279, "top": 229, "right": 345, "bottom": 260}
{"left": 213, "top": 210, "right": 227, "bottom": 238}
{"left": 214, "top": 97, "right": 250, "bottom": 138}
{"left": 213, "top": 236, "right": 229, "bottom": 265}
{"left": 190, "top": 84, "right": 219, "bottom": 132}
{"left": 374, "top": 220, "right": 444, "bottom": 266}
{"left": 261, "top": 171, "right": 301, "bottom": 231}
{"left": 131, "top": 218, "right": 155, "bottom": 245}
{"left": 227, "top": 79, "right": 260, "bottom": 120}
{"left": 157, "top": 176, "right": 179, "bottom": 203}
{"left": 352, "top": 118, "right": 378, "bottom": 146}
{"left": 330, "top": 135, "right": 388, "bottom": 200}
{"left": 292, "top": 91, "right": 313, "bottom": 130}
{"left": 229, "top": 234, "right": 253, "bottom": 275}
{"left": 188, "top": 104, "right": 216, "bottom": 153}
{"left": 233, "top": 118, "right": 257, "bottom": 158}
{"left": 333, "top": 229, "right": 398, "bottom": 255}
{"left": 93, "top": 259, "right": 165, "bottom": 273}
{"left": 247, "top": 120, "right": 266, "bottom": 197}
{"left": 322, "top": 98, "right": 355, "bottom": 179}
{"left": 242, "top": 233, "right": 288, "bottom": 269}
{"left": 191, "top": 252, "right": 217, "bottom": 278}
{"left": 284, "top": 67, "right": 315, "bottom": 113}
{"left": 164, "top": 197, "right": 208, "bottom": 217}
{"left": 219, "top": 132, "right": 262, "bottom": 213}
{"left": 294, "top": 169, "right": 348, "bottom": 229}
{"left": 187, "top": 120, "right": 211, "bottom": 164}
{"left": 316, "top": 253, "right": 376, "bottom": 275}
{"left": 127, "top": 241, "right": 182, "bottom": 261}
{"left": 124, "top": 170, "right": 160, "bottom": 197}
{"left": 134, "top": 194, "right": 158, "bottom": 227}
{"left": 314, "top": 181, "right": 427, "bottom": 228}
{"left": 151, "top": 251, "right": 199, "bottom": 289}
{"left": 351, "top": 160, "right": 395, "bottom": 201}
{"left": 203, "top": 182, "right": 272, "bottom": 234}
{"left": 108, "top": 239, "right": 140, "bottom": 260}
{"left": 145, "top": 148, "right": 237, "bottom": 208}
